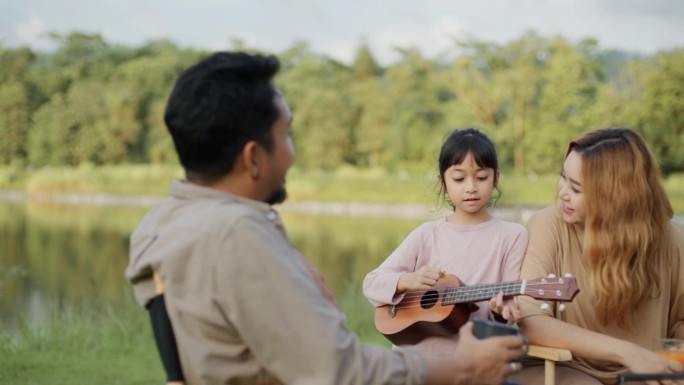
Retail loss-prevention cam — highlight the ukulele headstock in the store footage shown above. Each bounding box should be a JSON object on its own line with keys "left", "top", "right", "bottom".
{"left": 524, "top": 273, "right": 579, "bottom": 302}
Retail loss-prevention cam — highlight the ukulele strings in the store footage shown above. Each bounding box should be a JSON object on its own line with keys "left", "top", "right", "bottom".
{"left": 398, "top": 282, "right": 522, "bottom": 301}
{"left": 398, "top": 281, "right": 561, "bottom": 300}
{"left": 388, "top": 282, "right": 563, "bottom": 310}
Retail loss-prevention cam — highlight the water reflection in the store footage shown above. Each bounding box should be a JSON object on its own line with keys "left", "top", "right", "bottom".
{"left": 0, "top": 202, "right": 148, "bottom": 332}
{"left": 2, "top": 199, "right": 681, "bottom": 335}
{"left": 0, "top": 201, "right": 429, "bottom": 333}
{"left": 1, "top": 199, "right": 562, "bottom": 334}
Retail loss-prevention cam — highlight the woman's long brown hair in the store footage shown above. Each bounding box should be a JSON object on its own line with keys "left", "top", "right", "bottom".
{"left": 568, "top": 128, "right": 673, "bottom": 327}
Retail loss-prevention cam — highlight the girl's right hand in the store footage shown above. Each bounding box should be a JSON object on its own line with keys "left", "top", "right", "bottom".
{"left": 397, "top": 265, "right": 442, "bottom": 292}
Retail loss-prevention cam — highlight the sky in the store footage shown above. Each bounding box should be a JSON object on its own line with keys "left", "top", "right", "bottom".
{"left": 1, "top": 0, "right": 683, "bottom": 65}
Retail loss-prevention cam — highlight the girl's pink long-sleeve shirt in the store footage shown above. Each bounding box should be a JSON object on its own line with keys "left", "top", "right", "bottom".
{"left": 363, "top": 216, "right": 529, "bottom": 320}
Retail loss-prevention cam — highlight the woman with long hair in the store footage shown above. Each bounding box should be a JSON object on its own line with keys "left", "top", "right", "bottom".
{"left": 509, "top": 128, "right": 684, "bottom": 384}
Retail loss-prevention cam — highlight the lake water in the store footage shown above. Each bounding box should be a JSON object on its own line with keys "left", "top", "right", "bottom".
{"left": 0, "top": 200, "right": 435, "bottom": 333}
{"left": 3, "top": 199, "right": 678, "bottom": 335}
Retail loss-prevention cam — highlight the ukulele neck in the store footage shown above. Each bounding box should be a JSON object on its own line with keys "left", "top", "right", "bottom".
{"left": 442, "top": 280, "right": 525, "bottom": 305}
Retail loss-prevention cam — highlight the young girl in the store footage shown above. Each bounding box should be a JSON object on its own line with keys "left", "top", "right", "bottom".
{"left": 363, "top": 128, "right": 528, "bottom": 324}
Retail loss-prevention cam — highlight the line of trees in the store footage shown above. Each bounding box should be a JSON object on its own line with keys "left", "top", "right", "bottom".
{"left": 1, "top": 32, "right": 682, "bottom": 175}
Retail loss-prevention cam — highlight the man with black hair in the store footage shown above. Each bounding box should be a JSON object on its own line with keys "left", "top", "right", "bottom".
{"left": 125, "top": 51, "right": 525, "bottom": 385}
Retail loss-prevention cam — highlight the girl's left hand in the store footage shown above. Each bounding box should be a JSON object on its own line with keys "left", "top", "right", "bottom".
{"left": 489, "top": 291, "right": 521, "bottom": 323}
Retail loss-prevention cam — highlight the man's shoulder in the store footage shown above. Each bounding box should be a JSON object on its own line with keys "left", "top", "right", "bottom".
{"left": 144, "top": 197, "right": 265, "bottom": 227}
{"left": 130, "top": 199, "right": 271, "bottom": 263}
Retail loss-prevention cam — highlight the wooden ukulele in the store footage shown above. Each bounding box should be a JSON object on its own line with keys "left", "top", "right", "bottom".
{"left": 375, "top": 273, "right": 579, "bottom": 345}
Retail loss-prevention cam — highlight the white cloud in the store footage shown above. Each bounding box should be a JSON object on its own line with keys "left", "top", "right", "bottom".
{"left": 365, "top": 15, "right": 470, "bottom": 65}
{"left": 1, "top": 0, "right": 681, "bottom": 60}
{"left": 314, "top": 39, "right": 359, "bottom": 64}
{"left": 127, "top": 12, "right": 170, "bottom": 43}
{"left": 15, "top": 16, "right": 54, "bottom": 50}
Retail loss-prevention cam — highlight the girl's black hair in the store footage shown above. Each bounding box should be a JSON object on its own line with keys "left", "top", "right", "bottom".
{"left": 438, "top": 128, "right": 501, "bottom": 208}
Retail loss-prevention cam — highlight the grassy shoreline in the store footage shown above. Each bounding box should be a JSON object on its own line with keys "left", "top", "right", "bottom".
{"left": 0, "top": 164, "right": 558, "bottom": 206}
{"left": 2, "top": 164, "right": 684, "bottom": 212}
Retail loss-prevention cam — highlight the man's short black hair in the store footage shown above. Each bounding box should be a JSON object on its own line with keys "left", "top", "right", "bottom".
{"left": 164, "top": 52, "right": 281, "bottom": 182}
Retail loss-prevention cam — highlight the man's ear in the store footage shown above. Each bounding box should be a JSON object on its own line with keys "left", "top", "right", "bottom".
{"left": 241, "top": 140, "right": 261, "bottom": 180}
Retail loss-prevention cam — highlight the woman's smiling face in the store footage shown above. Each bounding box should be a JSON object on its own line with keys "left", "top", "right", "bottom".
{"left": 558, "top": 150, "right": 586, "bottom": 226}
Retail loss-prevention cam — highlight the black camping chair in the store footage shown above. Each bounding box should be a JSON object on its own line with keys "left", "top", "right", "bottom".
{"left": 619, "top": 372, "right": 684, "bottom": 383}
{"left": 146, "top": 293, "right": 185, "bottom": 384}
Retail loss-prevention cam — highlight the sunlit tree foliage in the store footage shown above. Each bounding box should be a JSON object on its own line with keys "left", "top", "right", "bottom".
{"left": 0, "top": 31, "right": 682, "bottom": 174}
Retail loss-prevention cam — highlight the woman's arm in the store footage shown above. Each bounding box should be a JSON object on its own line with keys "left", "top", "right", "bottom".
{"left": 520, "top": 314, "right": 683, "bottom": 375}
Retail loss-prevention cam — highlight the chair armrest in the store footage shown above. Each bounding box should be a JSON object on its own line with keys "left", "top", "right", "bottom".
{"left": 527, "top": 345, "right": 572, "bottom": 362}
{"left": 524, "top": 345, "right": 572, "bottom": 385}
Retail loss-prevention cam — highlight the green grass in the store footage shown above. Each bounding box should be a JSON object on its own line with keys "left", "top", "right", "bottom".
{"left": 664, "top": 174, "right": 684, "bottom": 215}
{"left": 0, "top": 166, "right": 27, "bottom": 190}
{"left": 496, "top": 173, "right": 558, "bottom": 208}
{"left": 23, "top": 164, "right": 184, "bottom": 196}
{"left": 1, "top": 165, "right": 684, "bottom": 213}
{"left": 1, "top": 296, "right": 165, "bottom": 385}
{"left": 1, "top": 285, "right": 388, "bottom": 383}
{"left": 287, "top": 166, "right": 437, "bottom": 204}
{"left": 337, "top": 278, "right": 392, "bottom": 348}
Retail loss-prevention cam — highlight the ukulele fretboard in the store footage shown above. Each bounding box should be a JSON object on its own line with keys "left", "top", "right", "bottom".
{"left": 442, "top": 281, "right": 524, "bottom": 305}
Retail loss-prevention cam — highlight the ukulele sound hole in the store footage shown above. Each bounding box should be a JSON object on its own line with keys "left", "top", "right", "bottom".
{"left": 420, "top": 290, "right": 439, "bottom": 309}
